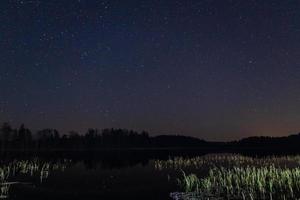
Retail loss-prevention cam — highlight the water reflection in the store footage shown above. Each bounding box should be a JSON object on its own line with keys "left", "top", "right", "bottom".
{"left": 0, "top": 149, "right": 212, "bottom": 170}
{"left": 0, "top": 150, "right": 296, "bottom": 199}
{"left": 0, "top": 149, "right": 209, "bottom": 198}
{"left": 0, "top": 159, "right": 69, "bottom": 198}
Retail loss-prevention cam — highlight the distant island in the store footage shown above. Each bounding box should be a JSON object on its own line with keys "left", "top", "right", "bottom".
{"left": 0, "top": 122, "right": 299, "bottom": 152}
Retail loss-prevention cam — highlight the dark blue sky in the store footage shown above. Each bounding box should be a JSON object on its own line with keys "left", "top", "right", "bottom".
{"left": 1, "top": 0, "right": 300, "bottom": 140}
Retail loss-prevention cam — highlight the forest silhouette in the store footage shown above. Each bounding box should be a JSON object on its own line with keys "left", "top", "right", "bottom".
{"left": 0, "top": 122, "right": 300, "bottom": 152}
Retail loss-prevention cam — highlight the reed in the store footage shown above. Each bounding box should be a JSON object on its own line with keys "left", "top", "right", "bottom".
{"left": 178, "top": 166, "right": 300, "bottom": 199}
{"left": 0, "top": 159, "right": 69, "bottom": 198}
{"left": 155, "top": 154, "right": 300, "bottom": 171}
{"left": 159, "top": 154, "right": 300, "bottom": 200}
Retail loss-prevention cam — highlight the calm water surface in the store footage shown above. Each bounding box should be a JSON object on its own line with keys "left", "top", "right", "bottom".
{"left": 4, "top": 150, "right": 202, "bottom": 200}
{"left": 3, "top": 149, "right": 294, "bottom": 200}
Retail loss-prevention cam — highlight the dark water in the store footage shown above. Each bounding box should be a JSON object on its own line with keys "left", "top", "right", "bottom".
{"left": 2, "top": 149, "right": 298, "bottom": 200}
{"left": 2, "top": 149, "right": 210, "bottom": 200}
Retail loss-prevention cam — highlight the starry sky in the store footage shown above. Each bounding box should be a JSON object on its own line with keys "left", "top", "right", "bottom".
{"left": 0, "top": 0, "right": 300, "bottom": 141}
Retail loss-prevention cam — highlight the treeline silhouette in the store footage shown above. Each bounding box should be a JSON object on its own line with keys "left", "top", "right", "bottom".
{"left": 0, "top": 122, "right": 208, "bottom": 151}
{"left": 1, "top": 122, "right": 300, "bottom": 152}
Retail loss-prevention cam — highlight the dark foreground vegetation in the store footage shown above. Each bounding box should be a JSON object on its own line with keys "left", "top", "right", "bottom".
{"left": 1, "top": 122, "right": 300, "bottom": 152}
{"left": 158, "top": 155, "right": 300, "bottom": 200}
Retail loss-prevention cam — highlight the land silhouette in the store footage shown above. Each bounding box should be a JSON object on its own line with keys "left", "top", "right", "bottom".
{"left": 0, "top": 122, "right": 299, "bottom": 153}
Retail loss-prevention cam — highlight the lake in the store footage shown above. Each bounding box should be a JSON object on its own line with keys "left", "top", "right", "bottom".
{"left": 1, "top": 150, "right": 299, "bottom": 200}
{"left": 1, "top": 149, "right": 208, "bottom": 200}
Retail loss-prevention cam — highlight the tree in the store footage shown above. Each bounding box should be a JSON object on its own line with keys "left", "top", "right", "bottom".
{"left": 18, "top": 124, "right": 32, "bottom": 150}
{"left": 37, "top": 129, "right": 59, "bottom": 149}
{"left": 85, "top": 129, "right": 98, "bottom": 148}
{"left": 0, "top": 122, "right": 12, "bottom": 150}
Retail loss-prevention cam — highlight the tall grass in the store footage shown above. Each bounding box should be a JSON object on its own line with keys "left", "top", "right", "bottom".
{"left": 178, "top": 166, "right": 300, "bottom": 199}
{"left": 0, "top": 159, "right": 69, "bottom": 198}
{"left": 156, "top": 154, "right": 300, "bottom": 200}
{"left": 155, "top": 154, "right": 300, "bottom": 170}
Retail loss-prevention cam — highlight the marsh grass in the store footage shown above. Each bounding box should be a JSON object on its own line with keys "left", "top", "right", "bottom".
{"left": 155, "top": 154, "right": 300, "bottom": 170}
{"left": 178, "top": 166, "right": 300, "bottom": 199}
{"left": 0, "top": 159, "right": 69, "bottom": 198}
{"left": 155, "top": 154, "right": 300, "bottom": 200}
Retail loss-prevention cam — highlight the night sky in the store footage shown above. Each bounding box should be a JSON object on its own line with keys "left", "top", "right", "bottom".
{"left": 1, "top": 0, "right": 300, "bottom": 141}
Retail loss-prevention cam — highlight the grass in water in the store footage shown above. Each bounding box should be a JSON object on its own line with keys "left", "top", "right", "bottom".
{"left": 179, "top": 166, "right": 300, "bottom": 199}
{"left": 0, "top": 159, "right": 69, "bottom": 198}
{"left": 156, "top": 154, "right": 300, "bottom": 200}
